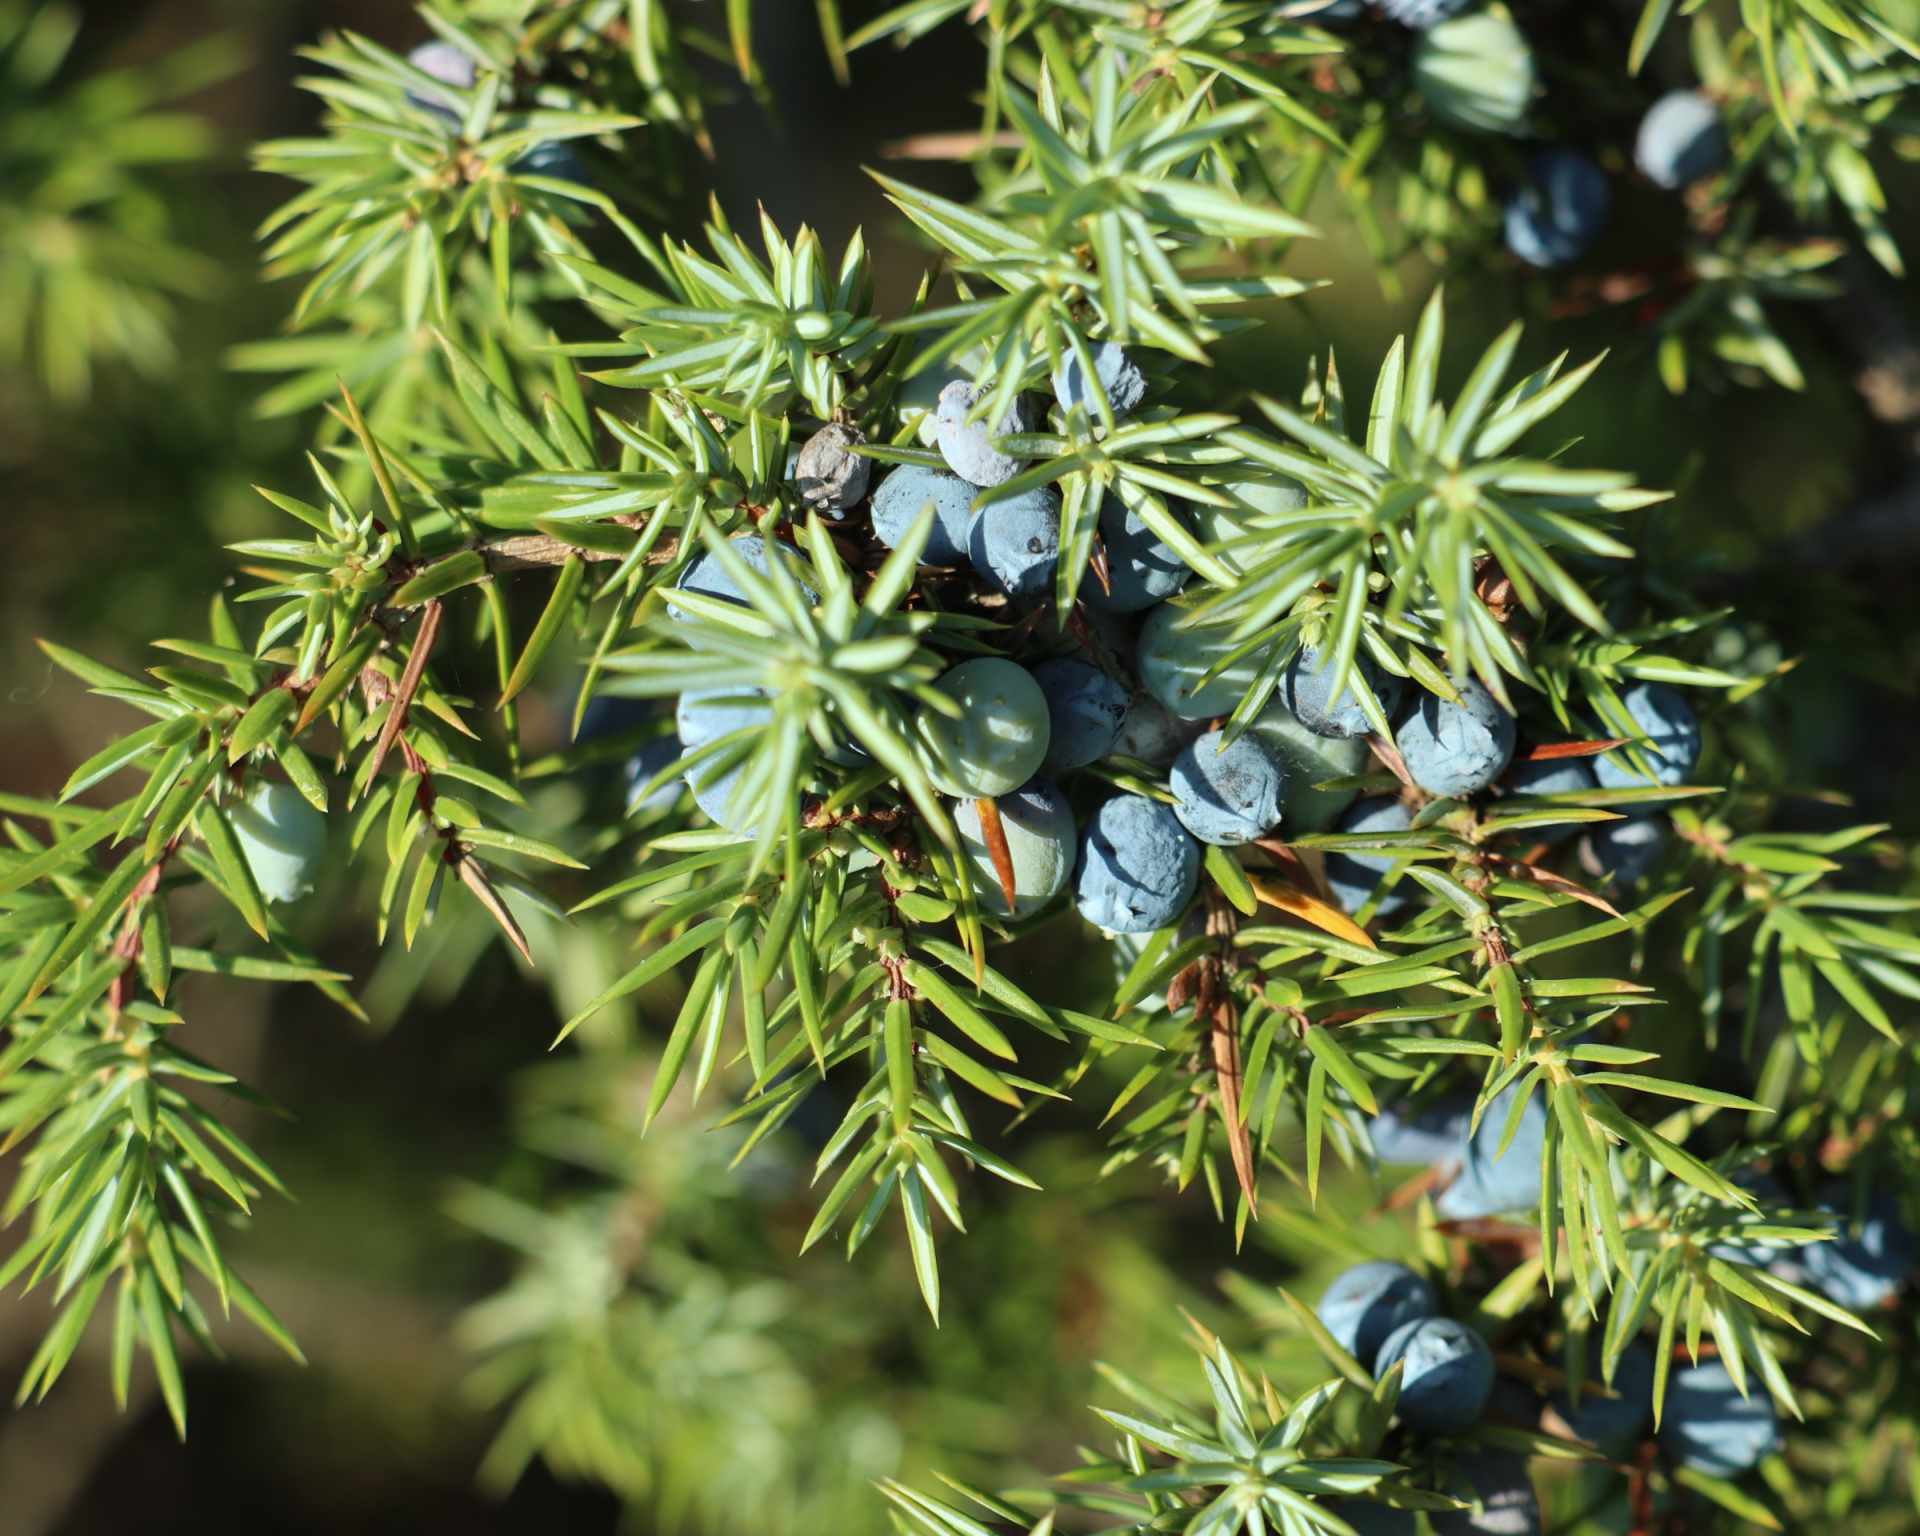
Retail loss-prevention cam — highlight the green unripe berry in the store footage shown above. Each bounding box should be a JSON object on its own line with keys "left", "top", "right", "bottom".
{"left": 1137, "top": 604, "right": 1267, "bottom": 722}
{"left": 228, "top": 780, "right": 328, "bottom": 905}
{"left": 1413, "top": 8, "right": 1535, "bottom": 136}
{"left": 1252, "top": 702, "right": 1368, "bottom": 832}
{"left": 918, "top": 658, "right": 1050, "bottom": 798}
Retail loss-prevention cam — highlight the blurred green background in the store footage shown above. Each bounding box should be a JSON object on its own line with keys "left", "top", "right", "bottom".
{"left": 4, "top": 2, "right": 1920, "bottom": 1533}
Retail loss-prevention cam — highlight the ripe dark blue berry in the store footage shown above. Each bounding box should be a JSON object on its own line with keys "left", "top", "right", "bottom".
{"left": 1280, "top": 643, "right": 1404, "bottom": 739}
{"left": 1367, "top": 1095, "right": 1473, "bottom": 1169}
{"left": 1169, "top": 728, "right": 1288, "bottom": 845}
{"left": 1503, "top": 756, "right": 1599, "bottom": 798}
{"left": 1110, "top": 692, "right": 1204, "bottom": 768}
{"left": 967, "top": 487, "right": 1061, "bottom": 601}
{"left": 870, "top": 465, "right": 976, "bottom": 565}
{"left": 1554, "top": 1342, "right": 1654, "bottom": 1453}
{"left": 676, "top": 688, "right": 773, "bottom": 834}
{"left": 1317, "top": 1260, "right": 1438, "bottom": 1370}
{"left": 675, "top": 534, "right": 819, "bottom": 609}
{"left": 1800, "top": 1185, "right": 1914, "bottom": 1311}
{"left": 1375, "top": 1316, "right": 1495, "bottom": 1433}
{"left": 1031, "top": 658, "right": 1130, "bottom": 773}
{"left": 1073, "top": 795, "right": 1200, "bottom": 933}
{"left": 1435, "top": 1085, "right": 1547, "bottom": 1220}
{"left": 1658, "top": 1361, "right": 1779, "bottom": 1476}
{"left": 1085, "top": 493, "right": 1192, "bottom": 613}
{"left": 1430, "top": 1451, "right": 1540, "bottom": 1536}
{"left": 1395, "top": 679, "right": 1517, "bottom": 798}
{"left": 1052, "top": 339, "right": 1147, "bottom": 421}
{"left": 1582, "top": 815, "right": 1668, "bottom": 886}
{"left": 1325, "top": 798, "right": 1415, "bottom": 918}
{"left": 514, "top": 140, "right": 585, "bottom": 183}
{"left": 1594, "top": 681, "right": 1700, "bottom": 791}
{"left": 1504, "top": 150, "right": 1610, "bottom": 269}
{"left": 1502, "top": 755, "right": 1599, "bottom": 843}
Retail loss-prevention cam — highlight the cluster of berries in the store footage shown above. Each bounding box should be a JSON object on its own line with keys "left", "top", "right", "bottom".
{"left": 1707, "top": 1173, "right": 1918, "bottom": 1312}
{"left": 1375, "top": 1090, "right": 1917, "bottom": 1312}
{"left": 1297, "top": 1089, "right": 1920, "bottom": 1525}
{"left": 1274, "top": 667, "right": 1701, "bottom": 921}
{"left": 1315, "top": 1245, "right": 1778, "bottom": 1530}
{"left": 580, "top": 321, "right": 1710, "bottom": 943}
{"left": 1500, "top": 87, "right": 1728, "bottom": 270}
{"left": 1315, "top": 1264, "right": 1544, "bottom": 1533}
{"left": 651, "top": 345, "right": 1236, "bottom": 932}
{"left": 1316, "top": 3, "right": 1732, "bottom": 270}
{"left": 226, "top": 324, "right": 1706, "bottom": 955}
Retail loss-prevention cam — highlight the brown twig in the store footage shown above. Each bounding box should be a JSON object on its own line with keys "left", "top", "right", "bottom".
{"left": 482, "top": 515, "right": 665, "bottom": 573}
{"left": 367, "top": 599, "right": 441, "bottom": 783}
{"left": 106, "top": 856, "right": 171, "bottom": 1020}
{"left": 484, "top": 534, "right": 627, "bottom": 571}
{"left": 1202, "top": 889, "right": 1258, "bottom": 1215}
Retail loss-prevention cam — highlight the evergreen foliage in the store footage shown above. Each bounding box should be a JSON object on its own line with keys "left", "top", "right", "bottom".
{"left": 5, "top": 2, "right": 1920, "bottom": 1532}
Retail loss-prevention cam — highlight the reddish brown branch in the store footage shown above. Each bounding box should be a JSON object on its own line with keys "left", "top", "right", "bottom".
{"left": 367, "top": 600, "right": 442, "bottom": 783}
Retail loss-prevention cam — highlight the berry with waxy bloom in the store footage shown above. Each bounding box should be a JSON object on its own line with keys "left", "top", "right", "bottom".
{"left": 1504, "top": 150, "right": 1610, "bottom": 269}
{"left": 967, "top": 487, "right": 1061, "bottom": 601}
{"left": 1279, "top": 643, "right": 1404, "bottom": 740}
{"left": 1376, "top": 1315, "right": 1496, "bottom": 1433}
{"left": 1316, "top": 1260, "right": 1438, "bottom": 1370}
{"left": 1395, "top": 679, "right": 1517, "bottom": 798}
{"left": 1032, "top": 658, "right": 1129, "bottom": 774}
{"left": 1593, "top": 681, "right": 1701, "bottom": 791}
{"left": 1636, "top": 90, "right": 1729, "bottom": 189}
{"left": 935, "top": 381, "right": 1032, "bottom": 488}
{"left": 870, "top": 465, "right": 976, "bottom": 565}
{"left": 1052, "top": 338, "right": 1147, "bottom": 420}
{"left": 1325, "top": 798, "right": 1415, "bottom": 918}
{"left": 1658, "top": 1360, "right": 1779, "bottom": 1476}
{"left": 1168, "top": 728, "right": 1288, "bottom": 846}
{"left": 1073, "top": 794, "right": 1201, "bottom": 934}
{"left": 229, "top": 780, "right": 328, "bottom": 905}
